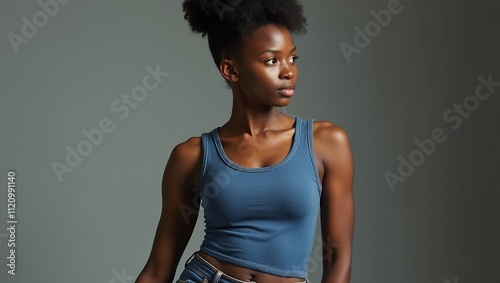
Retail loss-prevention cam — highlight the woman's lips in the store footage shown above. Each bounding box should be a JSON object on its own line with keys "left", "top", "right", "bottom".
{"left": 277, "top": 88, "right": 294, "bottom": 96}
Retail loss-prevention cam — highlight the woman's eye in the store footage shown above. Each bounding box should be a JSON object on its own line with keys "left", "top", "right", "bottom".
{"left": 265, "top": 58, "right": 278, "bottom": 65}
{"left": 265, "top": 55, "right": 299, "bottom": 65}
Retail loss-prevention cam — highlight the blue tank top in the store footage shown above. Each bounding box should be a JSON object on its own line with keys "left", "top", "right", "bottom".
{"left": 199, "top": 117, "right": 322, "bottom": 278}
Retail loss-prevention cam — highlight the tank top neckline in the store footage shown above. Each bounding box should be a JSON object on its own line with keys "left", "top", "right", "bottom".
{"left": 213, "top": 116, "right": 301, "bottom": 172}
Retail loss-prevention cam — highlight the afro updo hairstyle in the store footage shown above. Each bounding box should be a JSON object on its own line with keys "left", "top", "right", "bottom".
{"left": 182, "top": 0, "right": 308, "bottom": 88}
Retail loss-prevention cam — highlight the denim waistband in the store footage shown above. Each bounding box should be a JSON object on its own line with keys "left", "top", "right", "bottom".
{"left": 184, "top": 252, "right": 309, "bottom": 283}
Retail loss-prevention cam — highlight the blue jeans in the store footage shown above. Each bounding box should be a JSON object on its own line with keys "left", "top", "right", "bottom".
{"left": 176, "top": 252, "right": 310, "bottom": 283}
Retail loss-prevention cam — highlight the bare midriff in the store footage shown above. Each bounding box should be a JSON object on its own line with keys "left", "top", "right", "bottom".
{"left": 197, "top": 250, "right": 306, "bottom": 283}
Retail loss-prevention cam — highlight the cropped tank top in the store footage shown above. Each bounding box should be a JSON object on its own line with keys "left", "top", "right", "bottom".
{"left": 198, "top": 117, "right": 322, "bottom": 278}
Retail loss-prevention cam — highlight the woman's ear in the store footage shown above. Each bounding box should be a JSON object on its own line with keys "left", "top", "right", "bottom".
{"left": 219, "top": 53, "right": 239, "bottom": 83}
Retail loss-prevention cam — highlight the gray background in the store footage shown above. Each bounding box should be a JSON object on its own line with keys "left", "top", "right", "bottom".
{"left": 1, "top": 0, "right": 499, "bottom": 282}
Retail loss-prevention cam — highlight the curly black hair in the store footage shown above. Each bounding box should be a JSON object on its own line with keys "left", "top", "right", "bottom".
{"left": 182, "top": 0, "right": 308, "bottom": 87}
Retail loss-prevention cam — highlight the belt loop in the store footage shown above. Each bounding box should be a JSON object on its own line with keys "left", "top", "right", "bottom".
{"left": 212, "top": 270, "right": 223, "bottom": 283}
{"left": 185, "top": 251, "right": 197, "bottom": 268}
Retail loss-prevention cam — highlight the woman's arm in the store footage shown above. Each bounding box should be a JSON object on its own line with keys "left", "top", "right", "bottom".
{"left": 317, "top": 124, "right": 355, "bottom": 283}
{"left": 136, "top": 137, "right": 203, "bottom": 283}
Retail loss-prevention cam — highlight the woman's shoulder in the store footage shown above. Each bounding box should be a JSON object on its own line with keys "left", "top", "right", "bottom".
{"left": 173, "top": 123, "right": 217, "bottom": 151}
{"left": 170, "top": 136, "right": 203, "bottom": 165}
{"left": 311, "top": 119, "right": 351, "bottom": 149}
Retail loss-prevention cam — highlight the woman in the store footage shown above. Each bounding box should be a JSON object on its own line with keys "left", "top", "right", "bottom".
{"left": 136, "top": 1, "right": 355, "bottom": 282}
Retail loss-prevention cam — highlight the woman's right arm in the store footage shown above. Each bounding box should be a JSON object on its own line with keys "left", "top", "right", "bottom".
{"left": 135, "top": 137, "right": 203, "bottom": 283}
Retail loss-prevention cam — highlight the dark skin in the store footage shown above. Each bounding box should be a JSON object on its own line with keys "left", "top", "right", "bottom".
{"left": 136, "top": 24, "right": 355, "bottom": 283}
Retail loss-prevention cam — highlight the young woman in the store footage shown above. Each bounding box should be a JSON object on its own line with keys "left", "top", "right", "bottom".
{"left": 136, "top": 1, "right": 355, "bottom": 283}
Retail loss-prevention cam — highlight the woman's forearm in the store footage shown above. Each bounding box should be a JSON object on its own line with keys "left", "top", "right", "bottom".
{"left": 321, "top": 256, "right": 352, "bottom": 283}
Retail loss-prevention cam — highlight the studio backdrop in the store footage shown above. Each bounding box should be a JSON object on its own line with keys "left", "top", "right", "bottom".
{"left": 1, "top": 0, "right": 498, "bottom": 282}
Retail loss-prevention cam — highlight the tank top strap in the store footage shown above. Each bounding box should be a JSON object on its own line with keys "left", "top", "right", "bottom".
{"left": 304, "top": 118, "right": 322, "bottom": 192}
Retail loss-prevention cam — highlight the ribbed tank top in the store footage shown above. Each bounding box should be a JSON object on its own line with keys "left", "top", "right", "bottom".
{"left": 198, "top": 117, "right": 322, "bottom": 278}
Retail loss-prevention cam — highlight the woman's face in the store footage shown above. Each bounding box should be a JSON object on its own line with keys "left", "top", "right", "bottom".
{"left": 224, "top": 24, "right": 299, "bottom": 108}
